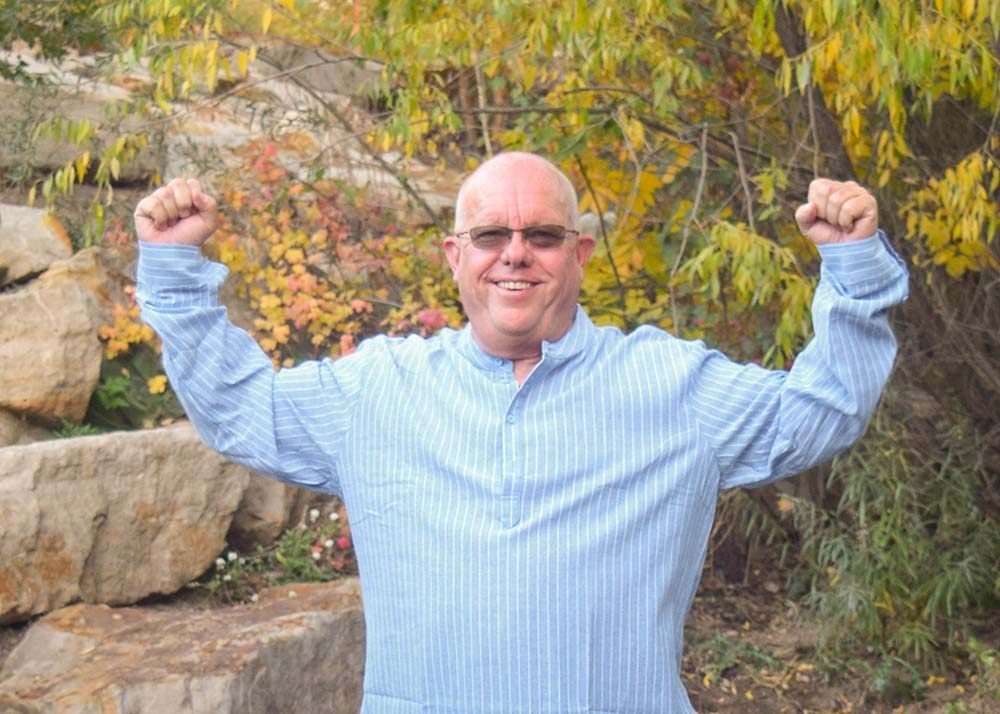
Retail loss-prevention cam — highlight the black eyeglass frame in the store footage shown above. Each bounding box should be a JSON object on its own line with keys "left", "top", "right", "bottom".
{"left": 455, "top": 224, "right": 580, "bottom": 250}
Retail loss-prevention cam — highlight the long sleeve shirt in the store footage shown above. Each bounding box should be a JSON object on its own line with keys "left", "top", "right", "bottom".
{"left": 136, "top": 232, "right": 908, "bottom": 713}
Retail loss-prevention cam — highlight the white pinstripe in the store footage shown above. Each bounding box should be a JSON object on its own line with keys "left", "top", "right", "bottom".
{"left": 137, "top": 232, "right": 907, "bottom": 713}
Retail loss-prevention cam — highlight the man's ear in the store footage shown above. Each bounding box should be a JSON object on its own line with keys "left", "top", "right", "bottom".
{"left": 576, "top": 234, "right": 596, "bottom": 268}
{"left": 443, "top": 235, "right": 461, "bottom": 274}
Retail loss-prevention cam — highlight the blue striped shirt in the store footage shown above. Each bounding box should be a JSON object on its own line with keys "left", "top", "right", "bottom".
{"left": 137, "top": 232, "right": 907, "bottom": 713}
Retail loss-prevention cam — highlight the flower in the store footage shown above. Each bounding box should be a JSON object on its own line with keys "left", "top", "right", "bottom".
{"left": 336, "top": 536, "right": 351, "bottom": 550}
{"left": 324, "top": 539, "right": 335, "bottom": 549}
{"left": 215, "top": 557, "right": 226, "bottom": 569}
{"left": 308, "top": 508, "right": 320, "bottom": 522}
{"left": 227, "top": 551, "right": 238, "bottom": 562}
{"left": 222, "top": 574, "right": 232, "bottom": 582}
{"left": 328, "top": 512, "right": 340, "bottom": 521}
{"left": 147, "top": 375, "right": 168, "bottom": 395}
{"left": 250, "top": 593, "right": 259, "bottom": 603}
{"left": 416, "top": 308, "right": 447, "bottom": 330}
{"left": 312, "top": 551, "right": 321, "bottom": 560}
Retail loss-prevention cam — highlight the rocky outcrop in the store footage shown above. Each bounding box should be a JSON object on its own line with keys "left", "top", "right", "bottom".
{"left": 0, "top": 256, "right": 104, "bottom": 423}
{"left": 0, "top": 411, "right": 49, "bottom": 447}
{"left": 0, "top": 424, "right": 249, "bottom": 624}
{"left": 0, "top": 579, "right": 365, "bottom": 713}
{"left": 0, "top": 204, "right": 72, "bottom": 287}
{"left": 0, "top": 81, "right": 160, "bottom": 182}
{"left": 0, "top": 246, "right": 134, "bottom": 429}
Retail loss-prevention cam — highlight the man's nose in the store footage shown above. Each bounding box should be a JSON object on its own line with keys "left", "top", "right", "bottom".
{"left": 500, "top": 230, "right": 532, "bottom": 266}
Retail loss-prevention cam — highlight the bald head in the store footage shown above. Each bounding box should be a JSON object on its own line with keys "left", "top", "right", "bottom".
{"left": 453, "top": 152, "right": 580, "bottom": 233}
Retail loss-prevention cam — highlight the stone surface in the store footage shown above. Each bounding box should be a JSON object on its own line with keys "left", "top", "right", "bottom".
{"left": 256, "top": 44, "right": 380, "bottom": 97}
{"left": 229, "top": 475, "right": 341, "bottom": 551}
{"left": 0, "top": 82, "right": 160, "bottom": 182}
{"left": 0, "top": 579, "right": 365, "bottom": 714}
{"left": 0, "top": 410, "right": 49, "bottom": 448}
{"left": 0, "top": 204, "right": 72, "bottom": 288}
{"left": 0, "top": 423, "right": 250, "bottom": 624}
{"left": 0, "top": 253, "right": 104, "bottom": 422}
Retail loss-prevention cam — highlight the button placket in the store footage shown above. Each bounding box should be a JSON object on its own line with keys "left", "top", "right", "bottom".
{"left": 500, "top": 386, "right": 524, "bottom": 528}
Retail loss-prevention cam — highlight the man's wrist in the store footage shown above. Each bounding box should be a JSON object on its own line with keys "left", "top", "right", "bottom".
{"left": 137, "top": 240, "right": 228, "bottom": 293}
{"left": 817, "top": 229, "right": 908, "bottom": 294}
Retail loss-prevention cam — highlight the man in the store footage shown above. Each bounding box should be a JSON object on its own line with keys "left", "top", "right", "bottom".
{"left": 134, "top": 152, "right": 907, "bottom": 712}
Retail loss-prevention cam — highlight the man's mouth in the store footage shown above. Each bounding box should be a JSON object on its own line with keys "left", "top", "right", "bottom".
{"left": 495, "top": 280, "right": 535, "bottom": 291}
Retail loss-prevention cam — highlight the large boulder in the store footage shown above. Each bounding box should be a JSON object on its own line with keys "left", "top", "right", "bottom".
{"left": 0, "top": 81, "right": 160, "bottom": 182}
{"left": 0, "top": 424, "right": 249, "bottom": 624}
{"left": 0, "top": 252, "right": 104, "bottom": 423}
{"left": 0, "top": 579, "right": 365, "bottom": 714}
{"left": 0, "top": 245, "right": 133, "bottom": 435}
{"left": 0, "top": 204, "right": 72, "bottom": 288}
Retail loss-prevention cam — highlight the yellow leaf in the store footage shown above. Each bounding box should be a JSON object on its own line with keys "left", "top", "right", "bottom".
{"left": 945, "top": 255, "right": 970, "bottom": 278}
{"left": 261, "top": 6, "right": 273, "bottom": 34}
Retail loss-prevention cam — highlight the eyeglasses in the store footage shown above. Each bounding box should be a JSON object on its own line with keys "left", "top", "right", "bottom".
{"left": 455, "top": 224, "right": 579, "bottom": 250}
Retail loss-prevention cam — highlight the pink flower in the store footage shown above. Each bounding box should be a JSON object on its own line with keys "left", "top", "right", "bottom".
{"left": 336, "top": 536, "right": 351, "bottom": 550}
{"left": 416, "top": 309, "right": 446, "bottom": 330}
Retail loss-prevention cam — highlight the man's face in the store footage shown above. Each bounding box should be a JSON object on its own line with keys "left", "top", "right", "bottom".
{"left": 443, "top": 158, "right": 595, "bottom": 357}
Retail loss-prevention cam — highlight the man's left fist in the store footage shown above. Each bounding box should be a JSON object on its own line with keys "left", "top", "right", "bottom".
{"left": 795, "top": 179, "right": 878, "bottom": 245}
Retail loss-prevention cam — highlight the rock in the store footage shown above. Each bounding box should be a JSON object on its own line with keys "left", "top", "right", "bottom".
{"left": 0, "top": 253, "right": 105, "bottom": 423}
{"left": 228, "top": 475, "right": 342, "bottom": 551}
{"left": 0, "top": 410, "right": 49, "bottom": 447}
{"left": 0, "top": 579, "right": 365, "bottom": 714}
{"left": 0, "top": 82, "right": 161, "bottom": 182}
{"left": 0, "top": 204, "right": 72, "bottom": 288}
{"left": 255, "top": 44, "right": 380, "bottom": 98}
{"left": 0, "top": 423, "right": 250, "bottom": 624}
{"left": 163, "top": 114, "right": 254, "bottom": 183}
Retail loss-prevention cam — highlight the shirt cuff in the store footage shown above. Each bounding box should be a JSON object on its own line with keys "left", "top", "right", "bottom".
{"left": 136, "top": 241, "right": 229, "bottom": 292}
{"left": 816, "top": 230, "right": 908, "bottom": 295}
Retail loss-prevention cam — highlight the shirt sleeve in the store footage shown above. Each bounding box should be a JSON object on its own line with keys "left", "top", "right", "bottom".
{"left": 135, "top": 241, "right": 364, "bottom": 496}
{"left": 686, "top": 230, "right": 909, "bottom": 490}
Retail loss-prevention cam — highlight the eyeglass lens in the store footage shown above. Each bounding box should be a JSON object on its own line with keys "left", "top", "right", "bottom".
{"left": 469, "top": 225, "right": 570, "bottom": 249}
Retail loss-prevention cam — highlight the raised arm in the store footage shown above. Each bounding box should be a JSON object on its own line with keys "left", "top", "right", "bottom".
{"left": 134, "top": 180, "right": 361, "bottom": 495}
{"left": 686, "top": 179, "right": 908, "bottom": 489}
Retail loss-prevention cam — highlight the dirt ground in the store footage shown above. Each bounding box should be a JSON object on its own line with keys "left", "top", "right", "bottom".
{"left": 682, "top": 567, "right": 998, "bottom": 713}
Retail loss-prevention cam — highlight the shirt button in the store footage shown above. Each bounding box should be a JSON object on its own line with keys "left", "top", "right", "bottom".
{"left": 505, "top": 414, "right": 515, "bottom": 424}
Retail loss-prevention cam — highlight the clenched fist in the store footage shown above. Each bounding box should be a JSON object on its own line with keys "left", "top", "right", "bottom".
{"left": 134, "top": 178, "right": 218, "bottom": 246}
{"left": 795, "top": 179, "right": 878, "bottom": 245}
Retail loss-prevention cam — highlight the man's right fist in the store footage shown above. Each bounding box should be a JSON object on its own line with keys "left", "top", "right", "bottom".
{"left": 134, "top": 178, "right": 218, "bottom": 246}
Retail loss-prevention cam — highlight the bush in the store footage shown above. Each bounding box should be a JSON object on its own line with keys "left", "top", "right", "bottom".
{"left": 790, "top": 389, "right": 1000, "bottom": 672}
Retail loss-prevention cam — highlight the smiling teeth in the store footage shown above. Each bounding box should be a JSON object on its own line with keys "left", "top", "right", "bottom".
{"left": 497, "top": 281, "right": 532, "bottom": 290}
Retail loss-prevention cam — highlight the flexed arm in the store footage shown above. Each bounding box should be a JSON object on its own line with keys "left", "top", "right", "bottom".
{"left": 134, "top": 180, "right": 359, "bottom": 495}
{"left": 687, "top": 179, "right": 907, "bottom": 489}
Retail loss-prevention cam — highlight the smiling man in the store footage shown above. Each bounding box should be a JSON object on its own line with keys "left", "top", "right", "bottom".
{"left": 444, "top": 153, "right": 595, "bottom": 382}
{"left": 134, "top": 151, "right": 907, "bottom": 713}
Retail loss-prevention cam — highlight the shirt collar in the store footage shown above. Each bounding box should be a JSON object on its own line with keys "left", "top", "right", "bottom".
{"left": 455, "top": 305, "right": 595, "bottom": 370}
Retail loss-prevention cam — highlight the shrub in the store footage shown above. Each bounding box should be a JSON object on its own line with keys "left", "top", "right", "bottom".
{"left": 790, "top": 390, "right": 1000, "bottom": 671}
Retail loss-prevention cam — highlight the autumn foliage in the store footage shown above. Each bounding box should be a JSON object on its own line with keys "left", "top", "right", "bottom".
{"left": 207, "top": 137, "right": 460, "bottom": 366}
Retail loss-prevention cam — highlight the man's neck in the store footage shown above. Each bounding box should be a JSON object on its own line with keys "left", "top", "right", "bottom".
{"left": 469, "top": 330, "right": 544, "bottom": 385}
{"left": 512, "top": 355, "right": 542, "bottom": 384}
